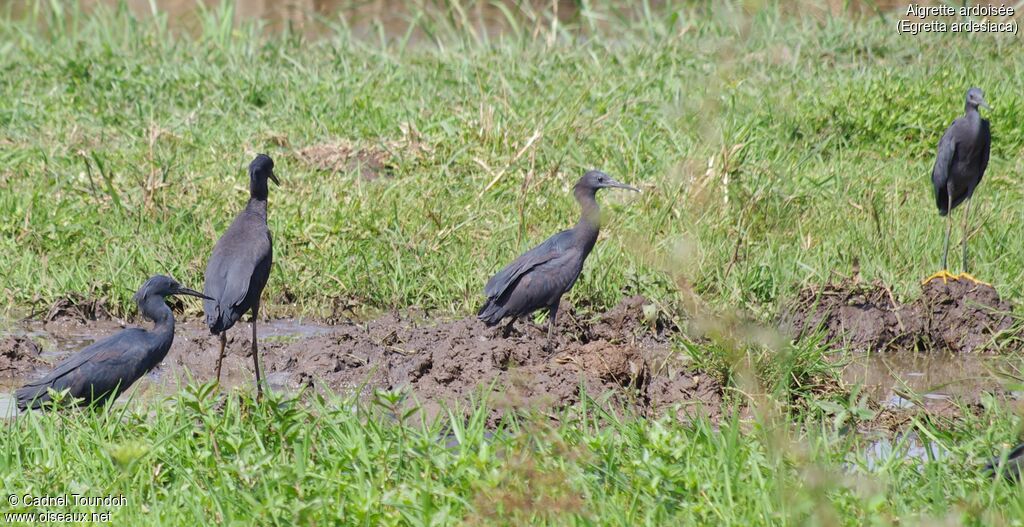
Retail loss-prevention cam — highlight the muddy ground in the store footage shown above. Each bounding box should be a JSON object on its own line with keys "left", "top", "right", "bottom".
{"left": 4, "top": 282, "right": 1020, "bottom": 430}
{"left": 784, "top": 278, "right": 1019, "bottom": 354}
{"left": 4, "top": 296, "right": 724, "bottom": 424}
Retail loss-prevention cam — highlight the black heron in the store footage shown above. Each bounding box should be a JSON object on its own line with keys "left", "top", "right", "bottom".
{"left": 203, "top": 154, "right": 278, "bottom": 398}
{"left": 15, "top": 275, "right": 210, "bottom": 411}
{"left": 985, "top": 442, "right": 1024, "bottom": 482}
{"left": 478, "top": 170, "right": 639, "bottom": 350}
{"left": 924, "top": 87, "right": 991, "bottom": 284}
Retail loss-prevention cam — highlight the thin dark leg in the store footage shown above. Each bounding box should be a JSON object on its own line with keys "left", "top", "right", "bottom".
{"left": 501, "top": 318, "right": 516, "bottom": 338}
{"left": 961, "top": 197, "right": 972, "bottom": 272}
{"left": 545, "top": 302, "right": 559, "bottom": 352}
{"left": 215, "top": 332, "right": 227, "bottom": 384}
{"left": 251, "top": 308, "right": 264, "bottom": 400}
{"left": 942, "top": 189, "right": 952, "bottom": 270}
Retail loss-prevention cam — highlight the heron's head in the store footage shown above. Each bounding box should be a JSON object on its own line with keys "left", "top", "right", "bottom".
{"left": 576, "top": 170, "right": 640, "bottom": 194}
{"left": 249, "top": 154, "right": 279, "bottom": 199}
{"left": 134, "top": 275, "right": 213, "bottom": 305}
{"left": 966, "top": 87, "right": 991, "bottom": 111}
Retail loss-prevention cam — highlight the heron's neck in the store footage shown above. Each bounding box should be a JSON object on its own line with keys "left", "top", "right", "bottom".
{"left": 141, "top": 296, "right": 175, "bottom": 334}
{"left": 965, "top": 104, "right": 980, "bottom": 118}
{"left": 573, "top": 186, "right": 601, "bottom": 240}
{"left": 246, "top": 197, "right": 268, "bottom": 219}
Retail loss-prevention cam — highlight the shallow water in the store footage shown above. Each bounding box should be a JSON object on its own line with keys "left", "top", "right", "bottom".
{"left": 857, "top": 433, "right": 947, "bottom": 472}
{"left": 840, "top": 351, "right": 1013, "bottom": 411}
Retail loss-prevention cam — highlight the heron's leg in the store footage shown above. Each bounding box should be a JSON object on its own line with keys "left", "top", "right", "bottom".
{"left": 215, "top": 332, "right": 227, "bottom": 384}
{"left": 942, "top": 189, "right": 953, "bottom": 271}
{"left": 954, "top": 197, "right": 991, "bottom": 284}
{"left": 924, "top": 190, "right": 956, "bottom": 285}
{"left": 960, "top": 197, "right": 972, "bottom": 273}
{"left": 544, "top": 303, "right": 559, "bottom": 352}
{"left": 501, "top": 318, "right": 516, "bottom": 338}
{"left": 251, "top": 307, "right": 264, "bottom": 401}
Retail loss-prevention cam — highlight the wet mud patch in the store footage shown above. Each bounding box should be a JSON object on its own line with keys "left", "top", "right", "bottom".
{"left": 42, "top": 294, "right": 116, "bottom": 325}
{"left": 784, "top": 279, "right": 1018, "bottom": 354}
{"left": 0, "top": 336, "right": 44, "bottom": 377}
{"left": 255, "top": 295, "right": 723, "bottom": 424}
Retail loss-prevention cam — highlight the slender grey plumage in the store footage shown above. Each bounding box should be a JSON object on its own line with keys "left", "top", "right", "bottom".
{"left": 478, "top": 170, "right": 639, "bottom": 349}
{"left": 929, "top": 87, "right": 991, "bottom": 279}
{"left": 203, "top": 154, "right": 278, "bottom": 398}
{"left": 15, "top": 275, "right": 210, "bottom": 410}
{"left": 985, "top": 443, "right": 1024, "bottom": 481}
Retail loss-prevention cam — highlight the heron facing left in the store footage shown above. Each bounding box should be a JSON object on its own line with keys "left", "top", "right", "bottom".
{"left": 15, "top": 275, "right": 211, "bottom": 411}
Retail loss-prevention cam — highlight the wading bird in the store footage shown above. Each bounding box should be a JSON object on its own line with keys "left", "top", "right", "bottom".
{"left": 15, "top": 275, "right": 211, "bottom": 411}
{"left": 478, "top": 170, "right": 639, "bottom": 350}
{"left": 924, "top": 87, "right": 991, "bottom": 284}
{"left": 986, "top": 443, "right": 1024, "bottom": 482}
{"left": 204, "top": 154, "right": 278, "bottom": 398}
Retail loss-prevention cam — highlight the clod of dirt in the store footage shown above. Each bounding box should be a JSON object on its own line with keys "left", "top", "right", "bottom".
{"left": 296, "top": 141, "right": 394, "bottom": 180}
{"left": 0, "top": 336, "right": 44, "bottom": 376}
{"left": 296, "top": 137, "right": 431, "bottom": 181}
{"left": 45, "top": 294, "right": 114, "bottom": 325}
{"left": 784, "top": 279, "right": 1017, "bottom": 354}
{"left": 256, "top": 295, "right": 723, "bottom": 424}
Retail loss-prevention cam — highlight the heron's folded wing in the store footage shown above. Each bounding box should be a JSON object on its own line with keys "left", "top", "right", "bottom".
{"left": 484, "top": 234, "right": 565, "bottom": 300}
{"left": 17, "top": 330, "right": 143, "bottom": 401}
{"left": 979, "top": 119, "right": 991, "bottom": 179}
{"left": 205, "top": 225, "right": 271, "bottom": 314}
{"left": 931, "top": 124, "right": 957, "bottom": 191}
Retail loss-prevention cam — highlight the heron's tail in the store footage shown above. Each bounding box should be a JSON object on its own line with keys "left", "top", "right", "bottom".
{"left": 14, "top": 385, "right": 48, "bottom": 411}
{"left": 204, "top": 299, "right": 229, "bottom": 335}
{"left": 477, "top": 299, "right": 505, "bottom": 326}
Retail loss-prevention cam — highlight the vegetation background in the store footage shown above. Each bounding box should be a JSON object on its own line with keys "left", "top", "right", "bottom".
{"left": 1, "top": 0, "right": 1024, "bottom": 524}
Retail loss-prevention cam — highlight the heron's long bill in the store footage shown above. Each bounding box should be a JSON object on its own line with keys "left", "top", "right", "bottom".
{"left": 269, "top": 171, "right": 281, "bottom": 185}
{"left": 176, "top": 287, "right": 215, "bottom": 301}
{"left": 606, "top": 178, "right": 641, "bottom": 193}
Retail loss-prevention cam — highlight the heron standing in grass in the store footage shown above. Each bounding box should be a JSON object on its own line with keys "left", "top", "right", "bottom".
{"left": 204, "top": 154, "right": 278, "bottom": 398}
{"left": 478, "top": 170, "right": 639, "bottom": 350}
{"left": 16, "top": 275, "right": 211, "bottom": 410}
{"left": 923, "top": 87, "right": 991, "bottom": 284}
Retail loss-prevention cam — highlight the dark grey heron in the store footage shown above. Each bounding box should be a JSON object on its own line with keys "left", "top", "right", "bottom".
{"left": 924, "top": 87, "right": 991, "bottom": 284}
{"left": 478, "top": 170, "right": 639, "bottom": 350}
{"left": 985, "top": 442, "right": 1024, "bottom": 482}
{"left": 203, "top": 154, "right": 278, "bottom": 399}
{"left": 15, "top": 275, "right": 210, "bottom": 410}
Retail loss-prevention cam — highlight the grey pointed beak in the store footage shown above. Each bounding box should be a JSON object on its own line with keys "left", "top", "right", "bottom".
{"left": 175, "top": 286, "right": 215, "bottom": 301}
{"left": 269, "top": 171, "right": 281, "bottom": 185}
{"left": 980, "top": 99, "right": 992, "bottom": 111}
{"left": 605, "top": 178, "right": 640, "bottom": 193}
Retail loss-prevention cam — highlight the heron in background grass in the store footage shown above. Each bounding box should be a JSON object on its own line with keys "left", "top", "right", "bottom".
{"left": 923, "top": 87, "right": 991, "bottom": 284}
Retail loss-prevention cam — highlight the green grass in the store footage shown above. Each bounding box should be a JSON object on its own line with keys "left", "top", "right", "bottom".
{"left": 2, "top": 1, "right": 1023, "bottom": 319}
{"left": 3, "top": 1, "right": 1024, "bottom": 524}
{"left": 2, "top": 385, "right": 1023, "bottom": 526}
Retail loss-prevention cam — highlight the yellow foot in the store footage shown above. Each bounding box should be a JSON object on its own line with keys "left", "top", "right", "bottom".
{"left": 955, "top": 272, "right": 991, "bottom": 286}
{"left": 921, "top": 270, "right": 957, "bottom": 285}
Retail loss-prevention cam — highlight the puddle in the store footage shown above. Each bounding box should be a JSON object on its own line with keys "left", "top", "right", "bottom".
{"left": 855, "top": 433, "right": 947, "bottom": 472}
{"left": 841, "top": 352, "right": 1011, "bottom": 411}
